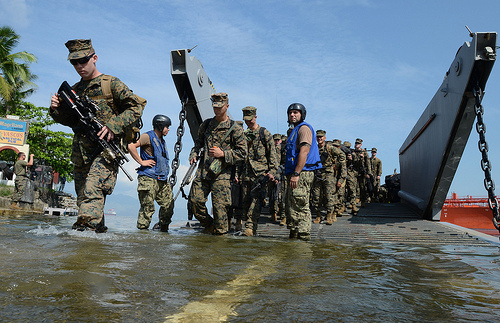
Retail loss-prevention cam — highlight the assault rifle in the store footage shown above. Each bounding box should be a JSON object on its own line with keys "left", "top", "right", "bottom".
{"left": 57, "top": 81, "right": 133, "bottom": 181}
{"left": 173, "top": 148, "right": 204, "bottom": 201}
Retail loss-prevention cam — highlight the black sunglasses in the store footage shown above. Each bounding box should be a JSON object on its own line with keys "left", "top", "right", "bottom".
{"left": 70, "top": 54, "right": 94, "bottom": 66}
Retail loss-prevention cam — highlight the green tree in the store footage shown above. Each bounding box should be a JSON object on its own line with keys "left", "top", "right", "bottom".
{"left": 0, "top": 26, "right": 37, "bottom": 115}
{"left": 16, "top": 102, "right": 74, "bottom": 181}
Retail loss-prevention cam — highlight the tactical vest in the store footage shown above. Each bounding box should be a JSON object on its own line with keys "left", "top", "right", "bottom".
{"left": 137, "top": 130, "right": 170, "bottom": 181}
{"left": 285, "top": 121, "right": 322, "bottom": 175}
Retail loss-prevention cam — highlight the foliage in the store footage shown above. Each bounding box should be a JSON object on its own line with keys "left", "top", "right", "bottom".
{"left": 0, "top": 26, "right": 37, "bottom": 115}
{"left": 16, "top": 102, "right": 74, "bottom": 181}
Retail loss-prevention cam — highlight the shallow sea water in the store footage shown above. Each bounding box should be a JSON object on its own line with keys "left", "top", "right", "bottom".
{"left": 1, "top": 213, "right": 500, "bottom": 322}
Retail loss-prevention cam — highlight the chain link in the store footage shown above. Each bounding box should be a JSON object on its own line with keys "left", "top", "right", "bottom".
{"left": 473, "top": 82, "right": 500, "bottom": 231}
{"left": 168, "top": 97, "right": 188, "bottom": 188}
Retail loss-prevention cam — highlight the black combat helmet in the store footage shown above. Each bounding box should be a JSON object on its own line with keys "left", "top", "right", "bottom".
{"left": 287, "top": 103, "right": 306, "bottom": 122}
{"left": 153, "top": 114, "right": 171, "bottom": 131}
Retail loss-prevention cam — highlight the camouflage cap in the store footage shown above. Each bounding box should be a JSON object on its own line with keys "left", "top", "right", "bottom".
{"left": 332, "top": 139, "right": 341, "bottom": 147}
{"left": 273, "top": 133, "right": 282, "bottom": 140}
{"left": 372, "top": 147, "right": 377, "bottom": 153}
{"left": 316, "top": 129, "right": 326, "bottom": 137}
{"left": 355, "top": 138, "right": 363, "bottom": 144}
{"left": 344, "top": 141, "right": 351, "bottom": 148}
{"left": 242, "top": 106, "right": 257, "bottom": 120}
{"left": 65, "top": 39, "right": 95, "bottom": 60}
{"left": 211, "top": 92, "right": 228, "bottom": 107}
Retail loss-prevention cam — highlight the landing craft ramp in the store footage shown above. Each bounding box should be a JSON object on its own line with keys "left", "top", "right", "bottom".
{"left": 399, "top": 32, "right": 497, "bottom": 221}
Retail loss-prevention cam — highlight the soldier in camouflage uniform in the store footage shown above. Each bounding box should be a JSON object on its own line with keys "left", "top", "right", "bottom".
{"left": 50, "top": 39, "right": 146, "bottom": 232}
{"left": 128, "top": 115, "right": 174, "bottom": 232}
{"left": 370, "top": 147, "right": 382, "bottom": 202}
{"left": 331, "top": 139, "right": 347, "bottom": 217}
{"left": 11, "top": 152, "right": 34, "bottom": 209}
{"left": 279, "top": 134, "right": 288, "bottom": 226}
{"left": 188, "top": 93, "right": 247, "bottom": 235}
{"left": 351, "top": 138, "right": 372, "bottom": 209}
{"left": 343, "top": 141, "right": 358, "bottom": 214}
{"left": 238, "top": 106, "right": 278, "bottom": 236}
{"left": 311, "top": 130, "right": 335, "bottom": 224}
{"left": 268, "top": 133, "right": 283, "bottom": 222}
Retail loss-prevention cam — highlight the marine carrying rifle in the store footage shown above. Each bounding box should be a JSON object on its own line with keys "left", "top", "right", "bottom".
{"left": 57, "top": 81, "right": 133, "bottom": 181}
{"left": 173, "top": 148, "right": 204, "bottom": 201}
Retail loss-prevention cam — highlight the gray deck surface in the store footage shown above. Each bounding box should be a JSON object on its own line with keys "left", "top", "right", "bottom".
{"left": 254, "top": 203, "right": 499, "bottom": 246}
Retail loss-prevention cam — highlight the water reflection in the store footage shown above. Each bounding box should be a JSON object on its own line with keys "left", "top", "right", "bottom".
{"left": 0, "top": 214, "right": 499, "bottom": 322}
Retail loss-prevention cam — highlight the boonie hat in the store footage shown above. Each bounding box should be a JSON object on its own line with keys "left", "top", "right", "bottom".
{"left": 316, "top": 130, "right": 326, "bottom": 137}
{"left": 242, "top": 106, "right": 257, "bottom": 120}
{"left": 65, "top": 39, "right": 95, "bottom": 60}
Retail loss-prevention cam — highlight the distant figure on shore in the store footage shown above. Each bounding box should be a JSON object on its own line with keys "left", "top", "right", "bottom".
{"left": 11, "top": 152, "right": 34, "bottom": 209}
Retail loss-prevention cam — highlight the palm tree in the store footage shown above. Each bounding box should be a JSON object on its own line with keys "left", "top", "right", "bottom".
{"left": 0, "top": 26, "right": 37, "bottom": 115}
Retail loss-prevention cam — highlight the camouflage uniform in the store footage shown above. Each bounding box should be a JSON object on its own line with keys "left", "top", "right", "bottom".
{"left": 351, "top": 138, "right": 372, "bottom": 207}
{"left": 268, "top": 133, "right": 283, "bottom": 220}
{"left": 331, "top": 139, "right": 347, "bottom": 216}
{"left": 370, "top": 147, "right": 382, "bottom": 202}
{"left": 343, "top": 141, "right": 357, "bottom": 211}
{"left": 189, "top": 99, "right": 247, "bottom": 235}
{"left": 311, "top": 131, "right": 335, "bottom": 222}
{"left": 12, "top": 159, "right": 28, "bottom": 203}
{"left": 278, "top": 135, "right": 287, "bottom": 224}
{"left": 50, "top": 39, "right": 146, "bottom": 232}
{"left": 239, "top": 107, "right": 278, "bottom": 235}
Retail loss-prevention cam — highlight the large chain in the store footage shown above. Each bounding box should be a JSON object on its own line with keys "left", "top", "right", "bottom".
{"left": 473, "top": 82, "right": 500, "bottom": 231}
{"left": 168, "top": 96, "right": 188, "bottom": 188}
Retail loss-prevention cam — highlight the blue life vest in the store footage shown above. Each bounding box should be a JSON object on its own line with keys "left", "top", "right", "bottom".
{"left": 285, "top": 121, "right": 322, "bottom": 175}
{"left": 137, "top": 130, "right": 170, "bottom": 181}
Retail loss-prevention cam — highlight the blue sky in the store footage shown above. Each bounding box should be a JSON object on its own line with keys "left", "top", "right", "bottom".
{"left": 2, "top": 0, "right": 500, "bottom": 218}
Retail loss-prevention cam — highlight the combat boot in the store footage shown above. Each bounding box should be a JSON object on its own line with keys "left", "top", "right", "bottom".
{"left": 326, "top": 212, "right": 336, "bottom": 225}
{"left": 351, "top": 204, "right": 358, "bottom": 215}
{"left": 271, "top": 213, "right": 278, "bottom": 222}
{"left": 243, "top": 227, "right": 254, "bottom": 237}
{"left": 297, "top": 232, "right": 311, "bottom": 241}
{"left": 235, "top": 218, "right": 243, "bottom": 231}
{"left": 289, "top": 229, "right": 298, "bottom": 239}
{"left": 280, "top": 216, "right": 287, "bottom": 226}
{"left": 313, "top": 216, "right": 322, "bottom": 224}
{"left": 10, "top": 202, "right": 20, "bottom": 210}
{"left": 202, "top": 224, "right": 216, "bottom": 235}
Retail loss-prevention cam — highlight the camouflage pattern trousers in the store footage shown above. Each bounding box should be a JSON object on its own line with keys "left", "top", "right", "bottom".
{"left": 286, "top": 171, "right": 314, "bottom": 236}
{"left": 12, "top": 176, "right": 27, "bottom": 203}
{"left": 346, "top": 170, "right": 357, "bottom": 206}
{"left": 311, "top": 171, "right": 335, "bottom": 214}
{"left": 242, "top": 179, "right": 264, "bottom": 232}
{"left": 136, "top": 175, "right": 174, "bottom": 230}
{"left": 73, "top": 156, "right": 118, "bottom": 231}
{"left": 190, "top": 175, "right": 231, "bottom": 234}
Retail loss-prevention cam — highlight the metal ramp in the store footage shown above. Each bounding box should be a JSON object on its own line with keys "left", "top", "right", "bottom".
{"left": 255, "top": 203, "right": 496, "bottom": 246}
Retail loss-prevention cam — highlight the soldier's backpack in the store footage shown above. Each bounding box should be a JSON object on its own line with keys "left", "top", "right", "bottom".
{"left": 94, "top": 75, "right": 145, "bottom": 153}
